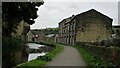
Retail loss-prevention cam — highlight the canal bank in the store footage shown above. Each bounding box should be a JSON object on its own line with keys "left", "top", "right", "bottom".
{"left": 26, "top": 43, "right": 54, "bottom": 61}
{"left": 13, "top": 42, "right": 64, "bottom": 68}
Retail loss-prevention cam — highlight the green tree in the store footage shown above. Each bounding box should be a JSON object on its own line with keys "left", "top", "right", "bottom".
{"left": 2, "top": 2, "right": 44, "bottom": 68}
{"left": 2, "top": 2, "right": 44, "bottom": 37}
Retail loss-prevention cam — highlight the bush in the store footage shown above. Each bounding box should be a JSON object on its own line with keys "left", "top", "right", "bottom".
{"left": 37, "top": 54, "right": 52, "bottom": 61}
{"left": 73, "top": 45, "right": 107, "bottom": 68}
{"left": 2, "top": 37, "right": 23, "bottom": 68}
{"left": 2, "top": 37, "right": 23, "bottom": 53}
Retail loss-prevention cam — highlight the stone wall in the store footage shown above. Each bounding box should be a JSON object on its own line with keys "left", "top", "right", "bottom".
{"left": 76, "top": 10, "right": 112, "bottom": 42}
{"left": 77, "top": 38, "right": 120, "bottom": 67}
{"left": 27, "top": 30, "right": 33, "bottom": 42}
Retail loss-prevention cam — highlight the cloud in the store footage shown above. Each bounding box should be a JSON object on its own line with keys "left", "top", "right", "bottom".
{"left": 44, "top": 0, "right": 119, "bottom": 2}
{"left": 31, "top": 1, "right": 119, "bottom": 29}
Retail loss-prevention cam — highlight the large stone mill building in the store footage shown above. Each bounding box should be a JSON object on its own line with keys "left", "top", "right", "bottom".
{"left": 58, "top": 9, "right": 113, "bottom": 45}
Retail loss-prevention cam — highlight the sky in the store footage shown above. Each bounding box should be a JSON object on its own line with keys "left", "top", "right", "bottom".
{"left": 31, "top": 0, "right": 120, "bottom": 29}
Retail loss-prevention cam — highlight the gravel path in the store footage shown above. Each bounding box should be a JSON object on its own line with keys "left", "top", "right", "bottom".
{"left": 46, "top": 45, "right": 87, "bottom": 66}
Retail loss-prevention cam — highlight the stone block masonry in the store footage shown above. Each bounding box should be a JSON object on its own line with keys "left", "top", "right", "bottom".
{"left": 58, "top": 9, "right": 112, "bottom": 45}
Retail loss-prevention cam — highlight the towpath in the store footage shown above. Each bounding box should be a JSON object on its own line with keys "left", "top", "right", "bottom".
{"left": 46, "top": 45, "right": 86, "bottom": 66}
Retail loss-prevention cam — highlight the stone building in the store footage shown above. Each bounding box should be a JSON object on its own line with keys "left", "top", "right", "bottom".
{"left": 45, "top": 34, "right": 55, "bottom": 42}
{"left": 58, "top": 9, "right": 113, "bottom": 45}
{"left": 11, "top": 20, "right": 30, "bottom": 41}
{"left": 54, "top": 34, "right": 59, "bottom": 42}
{"left": 31, "top": 30, "right": 46, "bottom": 42}
{"left": 27, "top": 30, "right": 33, "bottom": 42}
{"left": 44, "top": 34, "right": 59, "bottom": 42}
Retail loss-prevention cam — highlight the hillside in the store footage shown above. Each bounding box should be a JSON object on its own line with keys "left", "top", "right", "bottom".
{"left": 31, "top": 27, "right": 58, "bottom": 35}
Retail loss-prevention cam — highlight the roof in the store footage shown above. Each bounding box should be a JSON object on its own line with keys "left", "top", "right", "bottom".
{"left": 76, "top": 9, "right": 113, "bottom": 20}
{"left": 46, "top": 34, "right": 55, "bottom": 37}
{"left": 59, "top": 9, "right": 113, "bottom": 24}
{"left": 59, "top": 15, "right": 75, "bottom": 24}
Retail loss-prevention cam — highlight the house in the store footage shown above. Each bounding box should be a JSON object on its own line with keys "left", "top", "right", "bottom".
{"left": 54, "top": 34, "right": 59, "bottom": 43}
{"left": 11, "top": 20, "right": 30, "bottom": 41}
{"left": 45, "top": 34, "right": 59, "bottom": 42}
{"left": 45, "top": 34, "right": 55, "bottom": 42}
{"left": 58, "top": 9, "right": 113, "bottom": 45}
{"left": 26, "top": 30, "right": 33, "bottom": 42}
{"left": 31, "top": 30, "right": 46, "bottom": 42}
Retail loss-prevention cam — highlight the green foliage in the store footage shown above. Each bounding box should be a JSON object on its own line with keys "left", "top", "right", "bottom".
{"left": 46, "top": 43, "right": 64, "bottom": 58}
{"left": 2, "top": 36, "right": 23, "bottom": 68}
{"left": 2, "top": 36, "right": 23, "bottom": 53}
{"left": 73, "top": 45, "right": 107, "bottom": 68}
{"left": 37, "top": 54, "right": 52, "bottom": 61}
{"left": 2, "top": 2, "right": 43, "bottom": 37}
{"left": 32, "top": 27, "right": 58, "bottom": 35}
{"left": 13, "top": 60, "right": 46, "bottom": 68}
{"left": 112, "top": 27, "right": 120, "bottom": 33}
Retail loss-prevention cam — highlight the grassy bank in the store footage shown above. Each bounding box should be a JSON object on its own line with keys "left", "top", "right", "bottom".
{"left": 73, "top": 45, "right": 107, "bottom": 68}
{"left": 13, "top": 42, "right": 64, "bottom": 68}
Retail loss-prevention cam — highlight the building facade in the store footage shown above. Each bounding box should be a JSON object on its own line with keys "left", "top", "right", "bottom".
{"left": 30, "top": 31, "right": 46, "bottom": 42}
{"left": 11, "top": 20, "right": 30, "bottom": 41}
{"left": 58, "top": 9, "right": 113, "bottom": 45}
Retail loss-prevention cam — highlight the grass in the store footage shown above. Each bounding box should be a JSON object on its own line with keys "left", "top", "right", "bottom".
{"left": 13, "top": 42, "right": 64, "bottom": 68}
{"left": 13, "top": 60, "right": 47, "bottom": 68}
{"left": 73, "top": 45, "right": 107, "bottom": 68}
{"left": 47, "top": 43, "right": 64, "bottom": 58}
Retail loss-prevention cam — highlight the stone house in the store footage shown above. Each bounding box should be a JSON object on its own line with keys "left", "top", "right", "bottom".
{"left": 31, "top": 31, "right": 46, "bottom": 42}
{"left": 26, "top": 30, "right": 33, "bottom": 42}
{"left": 54, "top": 34, "right": 59, "bottom": 43}
{"left": 45, "top": 34, "right": 55, "bottom": 42}
{"left": 45, "top": 34, "right": 59, "bottom": 42}
{"left": 11, "top": 20, "right": 30, "bottom": 41}
{"left": 58, "top": 9, "right": 113, "bottom": 45}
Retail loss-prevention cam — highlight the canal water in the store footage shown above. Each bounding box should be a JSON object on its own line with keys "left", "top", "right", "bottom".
{"left": 26, "top": 43, "right": 48, "bottom": 61}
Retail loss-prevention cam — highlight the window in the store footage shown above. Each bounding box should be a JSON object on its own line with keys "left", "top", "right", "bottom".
{"left": 68, "top": 26, "right": 69, "bottom": 31}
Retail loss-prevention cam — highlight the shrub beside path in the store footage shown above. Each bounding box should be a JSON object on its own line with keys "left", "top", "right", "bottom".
{"left": 46, "top": 45, "right": 86, "bottom": 66}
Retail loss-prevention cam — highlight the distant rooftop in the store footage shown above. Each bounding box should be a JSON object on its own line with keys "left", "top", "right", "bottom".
{"left": 46, "top": 34, "right": 55, "bottom": 37}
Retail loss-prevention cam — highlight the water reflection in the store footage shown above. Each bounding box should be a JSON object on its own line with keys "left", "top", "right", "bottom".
{"left": 28, "top": 52, "right": 47, "bottom": 61}
{"left": 26, "top": 43, "right": 48, "bottom": 61}
{"left": 26, "top": 43, "right": 45, "bottom": 49}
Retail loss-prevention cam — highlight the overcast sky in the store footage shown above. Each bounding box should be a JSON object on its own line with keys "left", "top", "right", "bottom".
{"left": 31, "top": 0, "right": 120, "bottom": 29}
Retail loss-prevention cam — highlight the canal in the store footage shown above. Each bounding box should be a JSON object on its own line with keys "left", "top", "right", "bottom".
{"left": 26, "top": 43, "right": 53, "bottom": 61}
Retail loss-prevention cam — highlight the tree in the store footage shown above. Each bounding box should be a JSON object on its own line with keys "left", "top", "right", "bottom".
{"left": 2, "top": 2, "right": 44, "bottom": 37}
{"left": 2, "top": 2, "right": 44, "bottom": 68}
